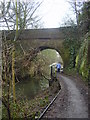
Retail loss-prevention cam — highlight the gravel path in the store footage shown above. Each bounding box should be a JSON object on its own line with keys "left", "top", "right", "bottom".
{"left": 43, "top": 74, "right": 88, "bottom": 118}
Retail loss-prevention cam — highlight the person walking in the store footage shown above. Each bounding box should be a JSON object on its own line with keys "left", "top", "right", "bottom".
{"left": 56, "top": 63, "right": 61, "bottom": 72}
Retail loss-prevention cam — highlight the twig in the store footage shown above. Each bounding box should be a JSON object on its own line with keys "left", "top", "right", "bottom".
{"left": 40, "top": 73, "right": 51, "bottom": 81}
{"left": 19, "top": 43, "right": 26, "bottom": 55}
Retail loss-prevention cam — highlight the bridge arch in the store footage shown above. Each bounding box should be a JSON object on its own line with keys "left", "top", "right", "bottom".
{"left": 39, "top": 46, "right": 60, "bottom": 54}
{"left": 6, "top": 28, "right": 77, "bottom": 67}
{"left": 37, "top": 45, "right": 67, "bottom": 67}
{"left": 38, "top": 45, "right": 63, "bottom": 62}
{"left": 19, "top": 38, "right": 70, "bottom": 67}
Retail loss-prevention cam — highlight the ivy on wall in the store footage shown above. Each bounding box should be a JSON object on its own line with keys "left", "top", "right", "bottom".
{"left": 75, "top": 32, "right": 89, "bottom": 81}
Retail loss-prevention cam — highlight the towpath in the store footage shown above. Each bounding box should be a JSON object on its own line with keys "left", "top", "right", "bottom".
{"left": 43, "top": 74, "right": 88, "bottom": 118}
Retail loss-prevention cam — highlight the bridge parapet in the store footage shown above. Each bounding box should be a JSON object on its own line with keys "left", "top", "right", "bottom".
{"left": 2, "top": 26, "right": 77, "bottom": 40}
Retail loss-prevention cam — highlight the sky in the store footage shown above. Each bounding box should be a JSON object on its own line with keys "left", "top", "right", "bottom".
{"left": 36, "top": 0, "right": 89, "bottom": 28}
{"left": 36, "top": 0, "right": 76, "bottom": 28}
{"left": 0, "top": 0, "right": 77, "bottom": 28}
{"left": 0, "top": 0, "right": 88, "bottom": 29}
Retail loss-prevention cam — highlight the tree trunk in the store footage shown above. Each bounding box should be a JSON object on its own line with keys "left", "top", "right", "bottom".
{"left": 12, "top": 46, "right": 16, "bottom": 102}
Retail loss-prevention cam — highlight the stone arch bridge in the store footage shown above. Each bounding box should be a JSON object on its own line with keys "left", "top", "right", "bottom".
{"left": 6, "top": 27, "right": 78, "bottom": 67}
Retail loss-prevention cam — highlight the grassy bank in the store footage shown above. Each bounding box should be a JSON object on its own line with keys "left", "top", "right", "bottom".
{"left": 2, "top": 78, "right": 60, "bottom": 119}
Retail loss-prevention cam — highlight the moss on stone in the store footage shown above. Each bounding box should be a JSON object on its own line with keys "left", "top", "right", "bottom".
{"left": 75, "top": 32, "right": 89, "bottom": 81}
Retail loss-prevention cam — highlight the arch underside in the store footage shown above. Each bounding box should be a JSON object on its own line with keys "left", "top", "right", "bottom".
{"left": 19, "top": 39, "right": 69, "bottom": 67}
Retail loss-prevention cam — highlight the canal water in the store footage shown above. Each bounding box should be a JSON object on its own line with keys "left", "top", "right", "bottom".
{"left": 16, "top": 77, "right": 49, "bottom": 100}
{"left": 16, "top": 49, "right": 63, "bottom": 100}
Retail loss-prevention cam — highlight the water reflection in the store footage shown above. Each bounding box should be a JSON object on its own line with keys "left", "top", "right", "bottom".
{"left": 16, "top": 77, "right": 49, "bottom": 100}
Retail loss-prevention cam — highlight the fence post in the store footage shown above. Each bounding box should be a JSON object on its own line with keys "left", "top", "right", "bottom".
{"left": 49, "top": 66, "right": 53, "bottom": 86}
{"left": 51, "top": 66, "right": 53, "bottom": 77}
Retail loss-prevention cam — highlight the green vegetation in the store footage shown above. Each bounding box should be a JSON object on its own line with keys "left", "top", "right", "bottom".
{"left": 1, "top": 0, "right": 89, "bottom": 119}
{"left": 75, "top": 33, "right": 89, "bottom": 81}
{"left": 63, "top": 1, "right": 90, "bottom": 82}
{"left": 2, "top": 89, "right": 50, "bottom": 118}
{"left": 75, "top": 2, "right": 89, "bottom": 81}
{"left": 36, "top": 49, "right": 63, "bottom": 77}
{"left": 2, "top": 42, "right": 61, "bottom": 119}
{"left": 1, "top": 0, "right": 49, "bottom": 118}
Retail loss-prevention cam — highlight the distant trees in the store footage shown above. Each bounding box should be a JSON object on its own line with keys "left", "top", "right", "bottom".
{"left": 78, "top": 1, "right": 90, "bottom": 35}
{"left": 67, "top": 0, "right": 83, "bottom": 27}
{"left": 67, "top": 0, "right": 90, "bottom": 34}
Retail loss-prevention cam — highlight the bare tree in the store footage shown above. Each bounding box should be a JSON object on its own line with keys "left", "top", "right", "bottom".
{"left": 1, "top": 0, "right": 43, "bottom": 118}
{"left": 66, "top": 0, "right": 83, "bottom": 27}
{"left": 0, "top": 0, "right": 43, "bottom": 30}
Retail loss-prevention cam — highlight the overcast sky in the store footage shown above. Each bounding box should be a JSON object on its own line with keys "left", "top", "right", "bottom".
{"left": 36, "top": 0, "right": 76, "bottom": 28}
{"left": 0, "top": 0, "right": 88, "bottom": 29}
{"left": 36, "top": 0, "right": 89, "bottom": 28}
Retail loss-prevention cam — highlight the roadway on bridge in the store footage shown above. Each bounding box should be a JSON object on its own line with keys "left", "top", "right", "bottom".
{"left": 43, "top": 74, "right": 88, "bottom": 118}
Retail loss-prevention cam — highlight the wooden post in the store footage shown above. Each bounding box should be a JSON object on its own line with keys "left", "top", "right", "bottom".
{"left": 51, "top": 66, "right": 53, "bottom": 77}
{"left": 49, "top": 66, "right": 53, "bottom": 86}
